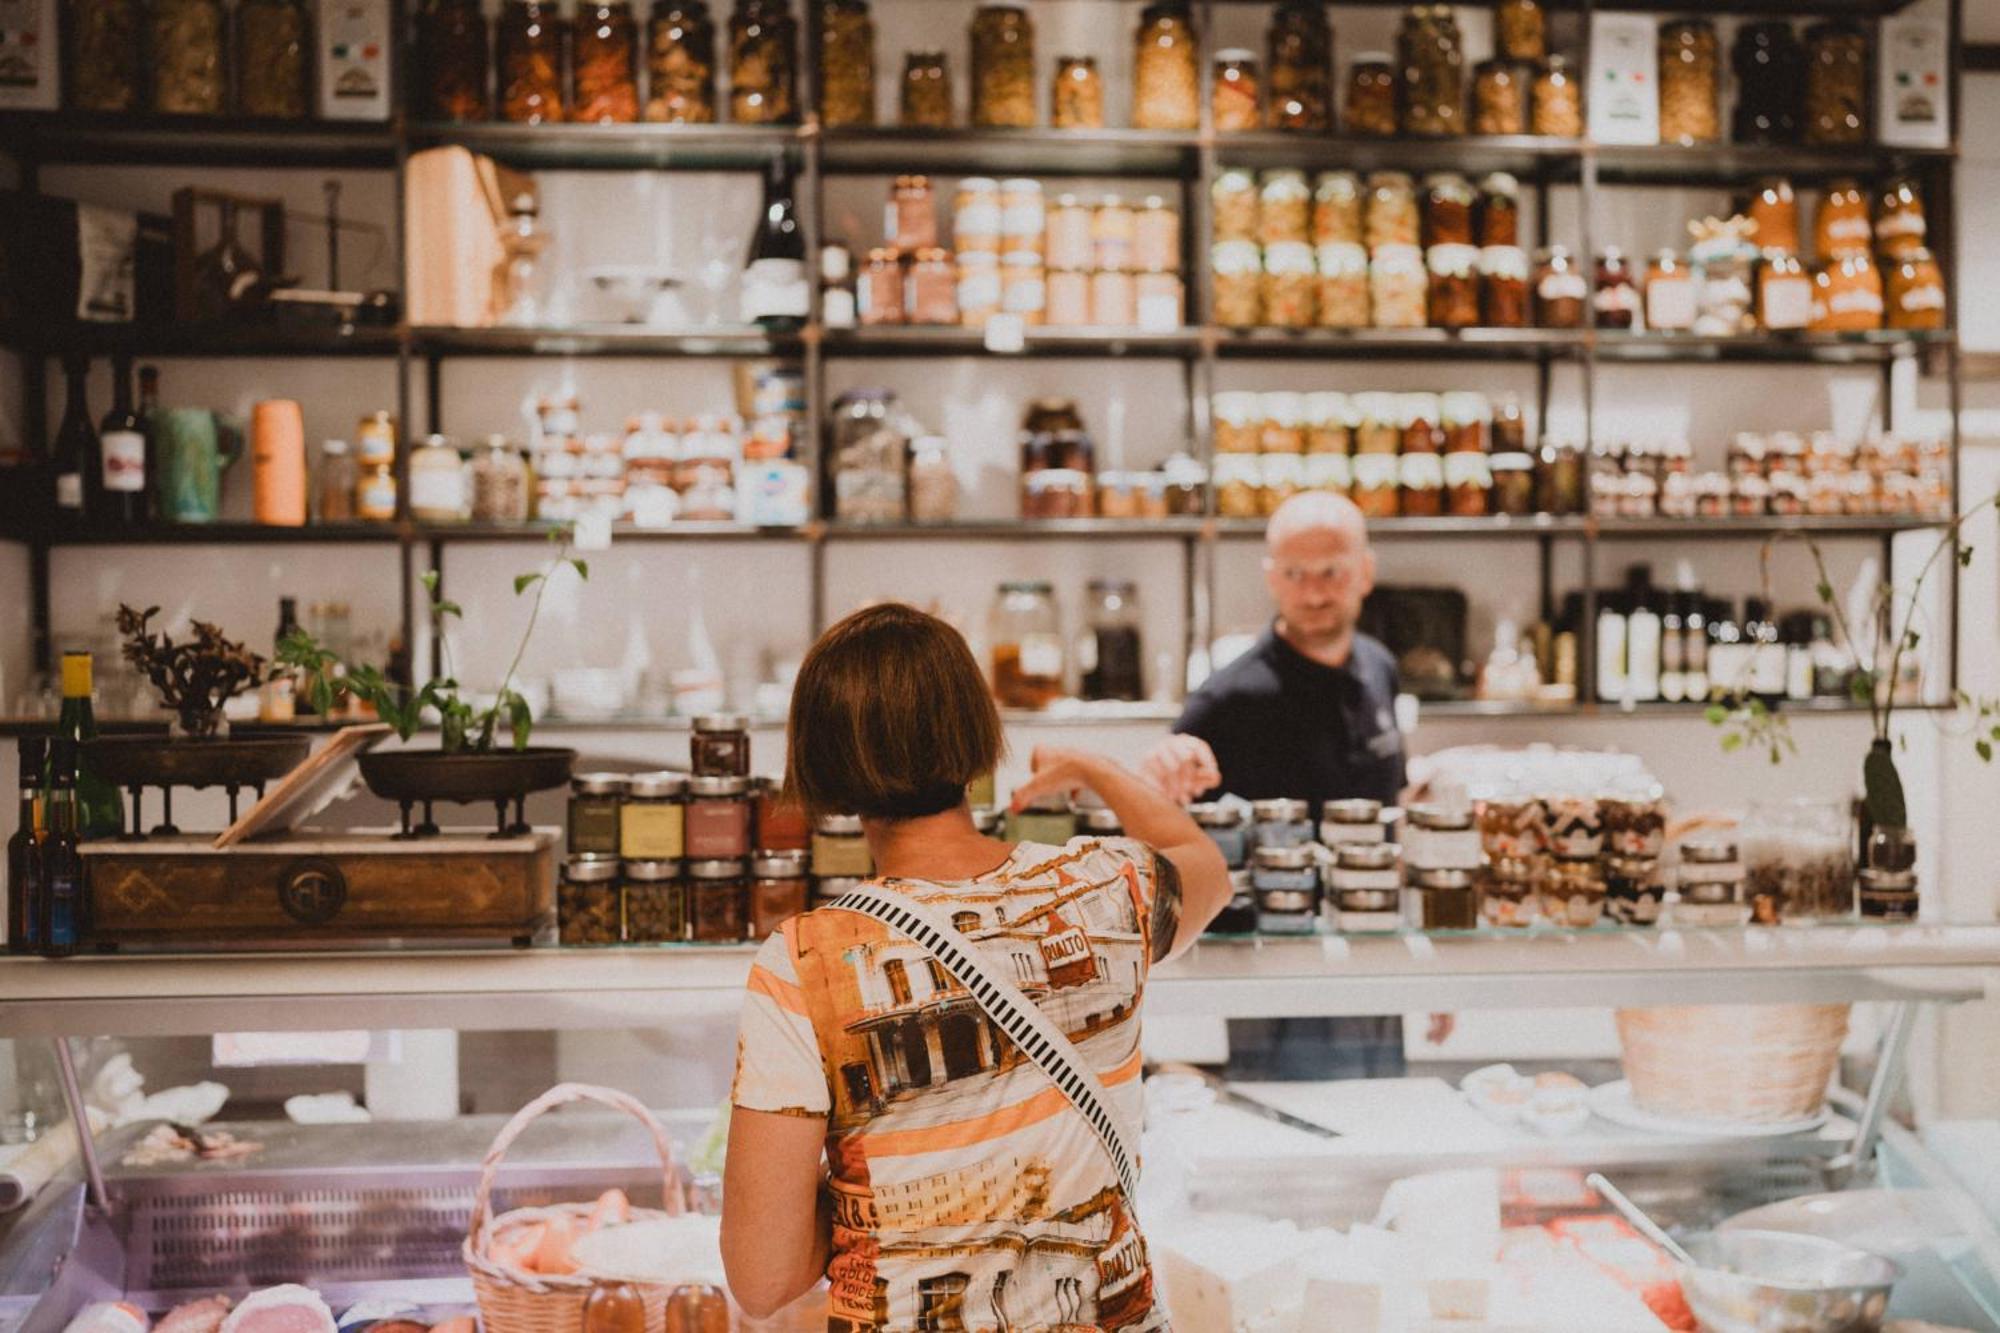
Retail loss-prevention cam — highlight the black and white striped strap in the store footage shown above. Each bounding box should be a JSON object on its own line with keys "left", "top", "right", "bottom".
{"left": 825, "top": 883, "right": 1142, "bottom": 1212}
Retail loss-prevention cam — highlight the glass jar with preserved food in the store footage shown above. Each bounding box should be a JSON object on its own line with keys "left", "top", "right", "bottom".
{"left": 1805, "top": 20, "right": 1867, "bottom": 146}
{"left": 1472, "top": 59, "right": 1528, "bottom": 136}
{"left": 754, "top": 780, "right": 809, "bottom": 852}
{"left": 910, "top": 248, "right": 958, "bottom": 324}
{"left": 900, "top": 50, "right": 951, "bottom": 127}
{"left": 1594, "top": 248, "right": 1639, "bottom": 330}
{"left": 568, "top": 772, "right": 627, "bottom": 858}
{"left": 1312, "top": 171, "right": 1363, "bottom": 246}
{"left": 1350, "top": 451, "right": 1400, "bottom": 519}
{"left": 1135, "top": 196, "right": 1180, "bottom": 272}
{"left": 621, "top": 771, "right": 686, "bottom": 861}
{"left": 1305, "top": 393, "right": 1353, "bottom": 454}
{"left": 235, "top": 0, "right": 309, "bottom": 118}
{"left": 1022, "top": 396, "right": 1091, "bottom": 480}
{"left": 819, "top": 0, "right": 874, "bottom": 127}
{"left": 70, "top": 0, "right": 143, "bottom": 111}
{"left": 1052, "top": 56, "right": 1103, "bottom": 128}
{"left": 1475, "top": 172, "right": 1519, "bottom": 248}
{"left": 1424, "top": 173, "right": 1475, "bottom": 248}
{"left": 1658, "top": 19, "right": 1719, "bottom": 146}
{"left": 1366, "top": 171, "right": 1419, "bottom": 249}
{"left": 831, "top": 387, "right": 910, "bottom": 522}
{"left": 1490, "top": 452, "right": 1534, "bottom": 515}
{"left": 1536, "top": 438, "right": 1584, "bottom": 514}
{"left": 646, "top": 1, "right": 717, "bottom": 123}
{"left": 1816, "top": 179, "right": 1873, "bottom": 258}
{"left": 1133, "top": 1, "right": 1198, "bottom": 130}
{"left": 1211, "top": 240, "right": 1263, "bottom": 327}
{"left": 1258, "top": 169, "right": 1310, "bottom": 246}
{"left": 1444, "top": 451, "right": 1492, "bottom": 516}
{"left": 1399, "top": 452, "right": 1444, "bottom": 517}
{"left": 1531, "top": 54, "right": 1581, "bottom": 138}
{"left": 1441, "top": 391, "right": 1487, "bottom": 454}
{"left": 469, "top": 435, "right": 531, "bottom": 521}
{"left": 573, "top": 0, "right": 640, "bottom": 122}
{"left": 1400, "top": 392, "right": 1442, "bottom": 455}
{"left": 1213, "top": 392, "right": 1260, "bottom": 453}
{"left": 1809, "top": 251, "right": 1884, "bottom": 332}
{"left": 730, "top": 0, "right": 797, "bottom": 123}
{"left": 409, "top": 434, "right": 466, "bottom": 521}
{"left": 1886, "top": 248, "right": 1946, "bottom": 331}
{"left": 1491, "top": 393, "right": 1526, "bottom": 453}
{"left": 750, "top": 850, "right": 809, "bottom": 940}
{"left": 858, "top": 246, "right": 904, "bottom": 325}
{"left": 809, "top": 814, "right": 873, "bottom": 878}
{"left": 1370, "top": 245, "right": 1427, "bottom": 329}
{"left": 1262, "top": 392, "right": 1306, "bottom": 453}
{"left": 1214, "top": 49, "right": 1261, "bottom": 132}
{"left": 692, "top": 712, "right": 750, "bottom": 778}
{"left": 1733, "top": 21, "right": 1804, "bottom": 145}
{"left": 1213, "top": 454, "right": 1261, "bottom": 518}
{"left": 1645, "top": 249, "right": 1695, "bottom": 331}
{"left": 1495, "top": 0, "right": 1544, "bottom": 63}
{"left": 1479, "top": 245, "right": 1529, "bottom": 327}
{"left": 1316, "top": 243, "right": 1370, "bottom": 328}
{"left": 1534, "top": 246, "right": 1586, "bottom": 328}
{"left": 1212, "top": 167, "right": 1258, "bottom": 242}
{"left": 1875, "top": 179, "right": 1927, "bottom": 260}
{"left": 1262, "top": 243, "right": 1316, "bottom": 328}
{"left": 1045, "top": 194, "right": 1092, "bottom": 271}
{"left": 560, "top": 858, "right": 623, "bottom": 944}
{"left": 149, "top": 0, "right": 227, "bottom": 114}
{"left": 1266, "top": 0, "right": 1331, "bottom": 132}
{"left": 1428, "top": 244, "right": 1480, "bottom": 328}
{"left": 1744, "top": 176, "right": 1799, "bottom": 254}
{"left": 972, "top": 4, "right": 1035, "bottom": 129}
{"left": 687, "top": 858, "right": 749, "bottom": 942}
{"left": 498, "top": 0, "right": 567, "bottom": 123}
{"left": 1345, "top": 52, "right": 1397, "bottom": 136}
{"left": 1758, "top": 251, "right": 1812, "bottom": 331}
{"left": 1399, "top": 5, "right": 1464, "bottom": 138}
{"left": 892, "top": 174, "right": 938, "bottom": 251}
{"left": 1078, "top": 579, "right": 1144, "bottom": 702}
{"left": 992, "top": 581, "right": 1064, "bottom": 708}
{"left": 623, "top": 859, "right": 685, "bottom": 943}
{"left": 955, "top": 176, "right": 1002, "bottom": 252}
{"left": 687, "top": 776, "right": 753, "bottom": 860}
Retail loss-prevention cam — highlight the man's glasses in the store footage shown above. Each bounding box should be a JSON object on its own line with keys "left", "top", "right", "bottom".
{"left": 1268, "top": 557, "right": 1364, "bottom": 588}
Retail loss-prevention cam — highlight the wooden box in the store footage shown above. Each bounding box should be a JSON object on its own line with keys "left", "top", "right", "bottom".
{"left": 83, "top": 829, "right": 558, "bottom": 951}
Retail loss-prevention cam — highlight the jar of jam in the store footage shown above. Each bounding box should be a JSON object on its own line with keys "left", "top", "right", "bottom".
{"left": 1886, "top": 248, "right": 1946, "bottom": 331}
{"left": 573, "top": 0, "right": 640, "bottom": 122}
{"left": 692, "top": 713, "right": 751, "bottom": 777}
{"left": 1266, "top": 0, "right": 1332, "bottom": 131}
{"left": 1476, "top": 172, "right": 1520, "bottom": 248}
{"left": 730, "top": 0, "right": 798, "bottom": 123}
{"left": 1531, "top": 54, "right": 1581, "bottom": 138}
{"left": 686, "top": 775, "right": 753, "bottom": 860}
{"left": 1446, "top": 452, "right": 1491, "bottom": 517}
{"left": 1345, "top": 51, "right": 1397, "bottom": 136}
{"left": 497, "top": 0, "right": 569, "bottom": 123}
{"left": 560, "top": 858, "right": 623, "bottom": 944}
{"left": 752, "top": 780, "right": 809, "bottom": 852}
{"left": 1428, "top": 244, "right": 1480, "bottom": 329}
{"left": 621, "top": 771, "right": 687, "bottom": 860}
{"left": 687, "top": 858, "right": 750, "bottom": 942}
{"left": 1424, "top": 173, "right": 1475, "bottom": 248}
{"left": 1816, "top": 179, "right": 1873, "bottom": 258}
{"left": 812, "top": 812, "right": 875, "bottom": 878}
{"left": 1534, "top": 246, "right": 1587, "bottom": 328}
{"left": 1875, "top": 179, "right": 1928, "bottom": 260}
{"left": 1804, "top": 20, "right": 1867, "bottom": 146}
{"left": 568, "top": 772, "right": 628, "bottom": 858}
{"left": 646, "top": 1, "right": 717, "bottom": 123}
{"left": 900, "top": 50, "right": 952, "bottom": 127}
{"left": 1405, "top": 867, "right": 1479, "bottom": 931}
{"left": 417, "top": 0, "right": 491, "bottom": 120}
{"left": 1594, "top": 248, "right": 1639, "bottom": 331}
{"left": 819, "top": 0, "right": 874, "bottom": 127}
{"left": 1480, "top": 246, "right": 1530, "bottom": 327}
{"left": 624, "top": 858, "right": 688, "bottom": 942}
{"left": 1213, "top": 49, "right": 1262, "bottom": 132}
{"left": 750, "top": 850, "right": 809, "bottom": 940}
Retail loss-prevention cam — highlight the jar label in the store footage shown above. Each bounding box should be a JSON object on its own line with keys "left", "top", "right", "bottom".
{"left": 101, "top": 430, "right": 145, "bottom": 492}
{"left": 408, "top": 467, "right": 464, "bottom": 515}
{"left": 1899, "top": 283, "right": 1946, "bottom": 312}
{"left": 1762, "top": 276, "right": 1813, "bottom": 329}
{"left": 1539, "top": 272, "right": 1588, "bottom": 301}
{"left": 1646, "top": 277, "right": 1696, "bottom": 330}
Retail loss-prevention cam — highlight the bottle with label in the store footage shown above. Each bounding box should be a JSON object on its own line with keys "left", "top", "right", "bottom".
{"left": 1744, "top": 596, "right": 1786, "bottom": 700}
{"left": 1595, "top": 588, "right": 1628, "bottom": 704}
{"left": 7, "top": 736, "right": 46, "bottom": 954}
{"left": 1782, "top": 610, "right": 1815, "bottom": 701}
{"left": 1660, "top": 591, "right": 1686, "bottom": 703}
{"left": 39, "top": 738, "right": 85, "bottom": 957}
{"left": 1683, "top": 595, "right": 1709, "bottom": 701}
{"left": 1706, "top": 600, "right": 1745, "bottom": 700}
{"left": 263, "top": 596, "right": 303, "bottom": 722}
{"left": 96, "top": 356, "right": 147, "bottom": 523}
{"left": 1623, "top": 565, "right": 1662, "bottom": 703}
{"left": 51, "top": 354, "right": 96, "bottom": 518}
{"left": 742, "top": 154, "right": 809, "bottom": 329}
{"left": 57, "top": 652, "right": 126, "bottom": 839}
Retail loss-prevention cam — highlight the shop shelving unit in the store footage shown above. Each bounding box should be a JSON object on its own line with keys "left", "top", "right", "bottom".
{"left": 0, "top": 0, "right": 1966, "bottom": 712}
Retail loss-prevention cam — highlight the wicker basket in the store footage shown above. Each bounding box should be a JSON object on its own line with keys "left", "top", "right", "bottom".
{"left": 464, "top": 1082, "right": 699, "bottom": 1333}
{"left": 1615, "top": 1003, "right": 1850, "bottom": 1124}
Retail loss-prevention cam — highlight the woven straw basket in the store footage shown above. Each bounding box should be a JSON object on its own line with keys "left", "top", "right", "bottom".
{"left": 1616, "top": 1003, "right": 1850, "bottom": 1124}
{"left": 465, "top": 1082, "right": 701, "bottom": 1333}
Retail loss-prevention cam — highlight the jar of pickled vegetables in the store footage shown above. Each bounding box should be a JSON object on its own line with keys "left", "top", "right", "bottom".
{"left": 1262, "top": 242, "right": 1317, "bottom": 328}
{"left": 1212, "top": 168, "right": 1258, "bottom": 243}
{"left": 69, "top": 0, "right": 143, "bottom": 111}
{"left": 149, "top": 0, "right": 227, "bottom": 114}
{"left": 498, "top": 0, "right": 568, "bottom": 123}
{"left": 1211, "top": 241, "right": 1263, "bottom": 327}
{"left": 1398, "top": 5, "right": 1464, "bottom": 138}
{"left": 1370, "top": 244, "right": 1427, "bottom": 329}
{"left": 1133, "top": 1, "right": 1199, "bottom": 131}
{"left": 573, "top": 0, "right": 640, "bottom": 123}
{"left": 1805, "top": 20, "right": 1867, "bottom": 146}
{"left": 901, "top": 51, "right": 951, "bottom": 127}
{"left": 646, "top": 2, "right": 717, "bottom": 123}
{"left": 730, "top": 0, "right": 798, "bottom": 124}
{"left": 972, "top": 5, "right": 1036, "bottom": 128}
{"left": 1053, "top": 56, "right": 1104, "bottom": 129}
{"left": 1313, "top": 172, "right": 1363, "bottom": 247}
{"left": 1658, "top": 19, "right": 1720, "bottom": 146}
{"left": 1266, "top": 0, "right": 1331, "bottom": 132}
{"left": 1532, "top": 54, "right": 1581, "bottom": 137}
{"left": 819, "top": 0, "right": 875, "bottom": 127}
{"left": 235, "top": 0, "right": 309, "bottom": 118}
{"left": 1213, "top": 49, "right": 1261, "bottom": 132}
{"left": 1494, "top": 0, "right": 1544, "bottom": 63}
{"left": 1365, "top": 171, "right": 1419, "bottom": 249}
{"left": 1345, "top": 52, "right": 1398, "bottom": 136}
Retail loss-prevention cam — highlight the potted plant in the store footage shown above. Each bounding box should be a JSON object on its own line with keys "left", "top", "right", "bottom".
{"left": 278, "top": 532, "right": 589, "bottom": 831}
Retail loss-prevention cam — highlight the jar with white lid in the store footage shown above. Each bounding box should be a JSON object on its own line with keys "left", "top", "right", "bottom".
{"left": 1320, "top": 798, "right": 1385, "bottom": 845}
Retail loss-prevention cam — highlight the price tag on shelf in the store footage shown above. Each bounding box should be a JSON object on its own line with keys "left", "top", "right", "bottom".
{"left": 574, "top": 511, "right": 614, "bottom": 551}
{"left": 983, "top": 314, "right": 1027, "bottom": 355}
{"left": 1319, "top": 934, "right": 1350, "bottom": 964}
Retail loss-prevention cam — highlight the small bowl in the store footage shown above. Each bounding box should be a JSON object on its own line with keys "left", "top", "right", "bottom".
{"left": 1679, "top": 1229, "right": 1899, "bottom": 1333}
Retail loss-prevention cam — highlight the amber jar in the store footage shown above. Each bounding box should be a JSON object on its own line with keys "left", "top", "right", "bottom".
{"left": 235, "top": 0, "right": 310, "bottom": 118}
{"left": 646, "top": 1, "right": 717, "bottom": 123}
{"left": 1816, "top": 179, "right": 1873, "bottom": 259}
{"left": 1446, "top": 451, "right": 1491, "bottom": 517}
{"left": 972, "top": 5, "right": 1036, "bottom": 128}
{"left": 1477, "top": 173, "right": 1520, "bottom": 247}
{"left": 1424, "top": 173, "right": 1475, "bottom": 248}
{"left": 1658, "top": 19, "right": 1720, "bottom": 146}
{"left": 1214, "top": 49, "right": 1262, "bottom": 132}
{"left": 730, "top": 0, "right": 798, "bottom": 124}
{"left": 1398, "top": 5, "right": 1464, "bottom": 138}
{"left": 498, "top": 0, "right": 567, "bottom": 123}
{"left": 1133, "top": 1, "right": 1199, "bottom": 131}
{"left": 1053, "top": 56, "right": 1104, "bottom": 129}
{"left": 1472, "top": 59, "right": 1528, "bottom": 136}
{"left": 1266, "top": 0, "right": 1332, "bottom": 132}
{"left": 1314, "top": 172, "right": 1364, "bottom": 246}
{"left": 149, "top": 0, "right": 227, "bottom": 114}
{"left": 1480, "top": 245, "right": 1530, "bottom": 327}
{"left": 1875, "top": 179, "right": 1928, "bottom": 260}
{"left": 819, "top": 0, "right": 874, "bottom": 127}
{"left": 1400, "top": 452, "right": 1445, "bottom": 517}
{"left": 1805, "top": 21, "right": 1867, "bottom": 146}
{"left": 1532, "top": 54, "right": 1581, "bottom": 137}
{"left": 1758, "top": 251, "right": 1812, "bottom": 331}
{"left": 1594, "top": 248, "right": 1639, "bottom": 330}
{"left": 1745, "top": 177, "right": 1799, "bottom": 255}
{"left": 68, "top": 0, "right": 144, "bottom": 111}
{"left": 1885, "top": 248, "right": 1946, "bottom": 331}
{"left": 688, "top": 858, "right": 750, "bottom": 943}
{"left": 1428, "top": 245, "right": 1480, "bottom": 329}
{"left": 573, "top": 0, "right": 640, "bottom": 122}
{"left": 1534, "top": 246, "right": 1587, "bottom": 328}
{"left": 1491, "top": 453, "right": 1534, "bottom": 515}
{"left": 900, "top": 50, "right": 951, "bottom": 127}
{"left": 1810, "top": 251, "right": 1884, "bottom": 332}
{"left": 749, "top": 850, "right": 809, "bottom": 940}
{"left": 1495, "top": 0, "right": 1544, "bottom": 63}
{"left": 1345, "top": 53, "right": 1398, "bottom": 136}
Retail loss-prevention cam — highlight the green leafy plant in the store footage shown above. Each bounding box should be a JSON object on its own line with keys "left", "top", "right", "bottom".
{"left": 117, "top": 604, "right": 267, "bottom": 739}
{"left": 1709, "top": 492, "right": 2000, "bottom": 828}
{"left": 278, "top": 529, "right": 587, "bottom": 752}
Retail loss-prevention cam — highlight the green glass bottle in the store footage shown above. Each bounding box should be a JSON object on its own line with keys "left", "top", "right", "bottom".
{"left": 56, "top": 652, "right": 126, "bottom": 841}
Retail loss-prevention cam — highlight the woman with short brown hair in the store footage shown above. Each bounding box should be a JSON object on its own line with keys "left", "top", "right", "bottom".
{"left": 722, "top": 603, "right": 1230, "bottom": 1330}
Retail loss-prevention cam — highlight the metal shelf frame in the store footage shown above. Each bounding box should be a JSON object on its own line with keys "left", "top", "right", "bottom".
{"left": 0, "top": 0, "right": 1966, "bottom": 710}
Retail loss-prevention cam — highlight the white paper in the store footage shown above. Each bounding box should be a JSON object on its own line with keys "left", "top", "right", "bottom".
{"left": 1589, "top": 15, "right": 1661, "bottom": 146}
{"left": 1879, "top": 18, "right": 1950, "bottom": 149}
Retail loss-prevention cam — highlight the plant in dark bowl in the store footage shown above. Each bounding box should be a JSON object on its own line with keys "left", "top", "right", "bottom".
{"left": 117, "top": 604, "right": 267, "bottom": 740}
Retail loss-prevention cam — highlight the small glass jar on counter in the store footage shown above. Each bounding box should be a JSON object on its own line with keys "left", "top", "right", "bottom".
{"left": 1602, "top": 789, "right": 1665, "bottom": 859}
{"left": 1804, "top": 20, "right": 1867, "bottom": 146}
{"left": 573, "top": 0, "right": 640, "bottom": 123}
{"left": 1132, "top": 0, "right": 1199, "bottom": 131}
{"left": 972, "top": 4, "right": 1036, "bottom": 128}
{"left": 730, "top": 0, "right": 797, "bottom": 123}
{"left": 568, "top": 773, "right": 628, "bottom": 858}
{"left": 686, "top": 775, "right": 753, "bottom": 860}
{"left": 1404, "top": 804, "right": 1482, "bottom": 870}
{"left": 1333, "top": 845, "right": 1404, "bottom": 932}
{"left": 687, "top": 858, "right": 749, "bottom": 942}
{"left": 1405, "top": 867, "right": 1479, "bottom": 931}
{"left": 625, "top": 858, "right": 688, "bottom": 943}
{"left": 1213, "top": 49, "right": 1262, "bottom": 131}
{"left": 498, "top": 0, "right": 568, "bottom": 123}
{"left": 1542, "top": 794, "right": 1602, "bottom": 860}
{"left": 1534, "top": 246, "right": 1587, "bottom": 328}
{"left": 1252, "top": 797, "right": 1313, "bottom": 850}
{"left": 1192, "top": 802, "right": 1249, "bottom": 868}
{"left": 1480, "top": 859, "right": 1538, "bottom": 928}
{"left": 750, "top": 850, "right": 810, "bottom": 940}
{"left": 811, "top": 813, "right": 874, "bottom": 879}
{"left": 646, "top": 2, "right": 717, "bottom": 122}
{"left": 1531, "top": 55, "right": 1582, "bottom": 138}
{"left": 754, "top": 780, "right": 810, "bottom": 852}
{"left": 1471, "top": 59, "right": 1528, "bottom": 136}
{"left": 1252, "top": 846, "right": 1321, "bottom": 934}
{"left": 1051, "top": 56, "right": 1104, "bottom": 129}
{"left": 819, "top": 0, "right": 875, "bottom": 127}
{"left": 1605, "top": 856, "right": 1664, "bottom": 926}
{"left": 900, "top": 50, "right": 952, "bottom": 127}
{"left": 621, "top": 771, "right": 687, "bottom": 860}
{"left": 1398, "top": 5, "right": 1464, "bottom": 138}
{"left": 1345, "top": 52, "right": 1398, "bottom": 136}
{"left": 560, "top": 858, "right": 624, "bottom": 944}
{"left": 692, "top": 713, "right": 750, "bottom": 777}
{"left": 1539, "top": 857, "right": 1606, "bottom": 927}
{"left": 1320, "top": 798, "right": 1385, "bottom": 846}
{"left": 1658, "top": 19, "right": 1720, "bottom": 146}
{"left": 1266, "top": 0, "right": 1332, "bottom": 131}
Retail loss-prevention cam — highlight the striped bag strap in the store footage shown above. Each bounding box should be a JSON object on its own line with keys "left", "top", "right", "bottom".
{"left": 825, "top": 882, "right": 1142, "bottom": 1213}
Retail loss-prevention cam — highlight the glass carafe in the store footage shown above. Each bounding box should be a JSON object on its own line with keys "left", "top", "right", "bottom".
{"left": 991, "top": 581, "right": 1064, "bottom": 709}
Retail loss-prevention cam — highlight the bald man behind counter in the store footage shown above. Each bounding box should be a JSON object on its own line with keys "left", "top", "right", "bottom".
{"left": 1140, "top": 491, "right": 1413, "bottom": 1081}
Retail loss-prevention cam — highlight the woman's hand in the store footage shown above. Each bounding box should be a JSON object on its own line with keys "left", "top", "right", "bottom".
{"left": 1139, "top": 734, "right": 1222, "bottom": 805}
{"left": 1008, "top": 745, "right": 1108, "bottom": 811}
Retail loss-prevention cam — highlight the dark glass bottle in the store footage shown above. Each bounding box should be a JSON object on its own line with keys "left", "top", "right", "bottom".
{"left": 96, "top": 356, "right": 147, "bottom": 524}
{"left": 741, "top": 154, "right": 808, "bottom": 329}
{"left": 57, "top": 652, "right": 126, "bottom": 840}
{"left": 39, "top": 738, "right": 85, "bottom": 958}
{"left": 497, "top": 0, "right": 568, "bottom": 123}
{"left": 573, "top": 0, "right": 639, "bottom": 122}
{"left": 7, "top": 736, "right": 46, "bottom": 955}
{"left": 51, "top": 354, "right": 94, "bottom": 518}
{"left": 1732, "top": 21, "right": 1804, "bottom": 145}
{"left": 137, "top": 365, "right": 162, "bottom": 522}
{"left": 417, "top": 0, "right": 491, "bottom": 121}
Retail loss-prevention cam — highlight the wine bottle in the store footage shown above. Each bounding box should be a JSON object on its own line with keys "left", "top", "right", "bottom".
{"left": 96, "top": 354, "right": 147, "bottom": 523}
{"left": 56, "top": 651, "right": 127, "bottom": 840}
{"left": 50, "top": 353, "right": 95, "bottom": 517}
{"left": 741, "top": 154, "right": 808, "bottom": 329}
{"left": 40, "top": 737, "right": 84, "bottom": 958}
{"left": 6, "top": 735, "right": 46, "bottom": 954}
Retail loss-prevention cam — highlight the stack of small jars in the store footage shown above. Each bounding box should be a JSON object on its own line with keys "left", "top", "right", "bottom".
{"left": 1591, "top": 430, "right": 1951, "bottom": 522}
{"left": 559, "top": 715, "right": 814, "bottom": 947}
{"left": 1476, "top": 785, "right": 1669, "bottom": 929}
{"left": 1210, "top": 389, "right": 1533, "bottom": 522}
{"left": 1212, "top": 169, "right": 1528, "bottom": 332}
